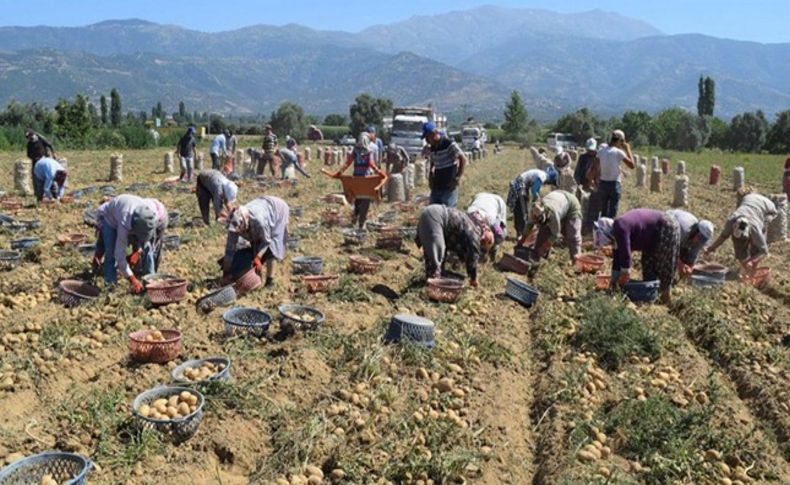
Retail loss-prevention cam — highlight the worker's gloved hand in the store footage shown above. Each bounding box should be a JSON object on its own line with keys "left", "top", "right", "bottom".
{"left": 128, "top": 249, "right": 142, "bottom": 267}
{"left": 470, "top": 279, "right": 479, "bottom": 288}
{"left": 253, "top": 256, "right": 263, "bottom": 275}
{"left": 617, "top": 270, "right": 631, "bottom": 287}
{"left": 679, "top": 263, "right": 693, "bottom": 278}
{"left": 91, "top": 254, "right": 103, "bottom": 272}
{"left": 129, "top": 275, "right": 144, "bottom": 295}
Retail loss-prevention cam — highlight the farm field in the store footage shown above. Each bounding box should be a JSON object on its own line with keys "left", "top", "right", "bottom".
{"left": 0, "top": 145, "right": 788, "bottom": 485}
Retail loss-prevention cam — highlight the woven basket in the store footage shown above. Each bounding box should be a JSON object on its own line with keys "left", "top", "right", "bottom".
{"left": 692, "top": 263, "right": 728, "bottom": 281}
{"left": 290, "top": 206, "right": 304, "bottom": 218}
{"left": 132, "top": 386, "right": 204, "bottom": 443}
{"left": 58, "top": 280, "right": 100, "bottom": 307}
{"left": 691, "top": 274, "right": 725, "bottom": 289}
{"left": 222, "top": 307, "right": 271, "bottom": 337}
{"left": 171, "top": 357, "right": 231, "bottom": 384}
{"left": 740, "top": 267, "right": 770, "bottom": 289}
{"left": 196, "top": 285, "right": 237, "bottom": 314}
{"left": 595, "top": 273, "right": 610, "bottom": 291}
{"left": 426, "top": 278, "right": 464, "bottom": 303}
{"left": 142, "top": 273, "right": 178, "bottom": 287}
{"left": 292, "top": 256, "right": 324, "bottom": 275}
{"left": 497, "top": 253, "right": 531, "bottom": 275}
{"left": 58, "top": 233, "right": 88, "bottom": 247}
{"left": 286, "top": 236, "right": 300, "bottom": 251}
{"left": 623, "top": 280, "right": 660, "bottom": 303}
{"left": 128, "top": 329, "right": 182, "bottom": 363}
{"left": 348, "top": 255, "right": 383, "bottom": 274}
{"left": 303, "top": 274, "right": 340, "bottom": 293}
{"left": 376, "top": 235, "right": 403, "bottom": 251}
{"left": 575, "top": 254, "right": 606, "bottom": 273}
{"left": 146, "top": 278, "right": 188, "bottom": 305}
{"left": 278, "top": 304, "right": 326, "bottom": 332}
{"left": 383, "top": 314, "right": 436, "bottom": 348}
{"left": 342, "top": 228, "right": 368, "bottom": 246}
{"left": 233, "top": 268, "right": 262, "bottom": 296}
{"left": 168, "top": 211, "right": 181, "bottom": 226}
{"left": 0, "top": 452, "right": 92, "bottom": 485}
{"left": 378, "top": 211, "right": 399, "bottom": 223}
{"left": 505, "top": 277, "right": 540, "bottom": 307}
{"left": 82, "top": 186, "right": 98, "bottom": 194}
{"left": 78, "top": 243, "right": 96, "bottom": 257}
{"left": 163, "top": 234, "right": 181, "bottom": 250}
{"left": 0, "top": 199, "right": 22, "bottom": 211}
{"left": 10, "top": 237, "right": 40, "bottom": 251}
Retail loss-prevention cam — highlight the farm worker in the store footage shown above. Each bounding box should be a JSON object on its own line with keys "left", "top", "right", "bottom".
{"left": 507, "top": 167, "right": 558, "bottom": 241}
{"left": 526, "top": 190, "right": 582, "bottom": 262}
{"left": 333, "top": 133, "right": 388, "bottom": 229}
{"left": 32, "top": 157, "right": 67, "bottom": 202}
{"left": 530, "top": 147, "right": 551, "bottom": 170}
{"left": 783, "top": 156, "right": 790, "bottom": 199}
{"left": 553, "top": 147, "right": 572, "bottom": 170}
{"left": 574, "top": 138, "right": 598, "bottom": 190}
{"left": 466, "top": 192, "right": 507, "bottom": 258}
{"left": 259, "top": 124, "right": 278, "bottom": 176}
{"left": 472, "top": 137, "right": 482, "bottom": 158}
{"left": 176, "top": 126, "right": 197, "bottom": 182}
{"left": 593, "top": 209, "right": 681, "bottom": 304}
{"left": 92, "top": 194, "right": 169, "bottom": 294}
{"left": 587, "top": 130, "right": 635, "bottom": 218}
{"left": 196, "top": 169, "right": 238, "bottom": 225}
{"left": 705, "top": 193, "right": 777, "bottom": 273}
{"left": 275, "top": 147, "right": 311, "bottom": 179}
{"left": 415, "top": 204, "right": 493, "bottom": 287}
{"left": 209, "top": 130, "right": 228, "bottom": 171}
{"left": 25, "top": 128, "right": 56, "bottom": 170}
{"left": 385, "top": 143, "right": 410, "bottom": 174}
{"left": 423, "top": 122, "right": 467, "bottom": 208}
{"left": 223, "top": 130, "right": 238, "bottom": 175}
{"left": 222, "top": 196, "right": 289, "bottom": 288}
{"left": 367, "top": 126, "right": 385, "bottom": 167}
{"left": 665, "top": 209, "right": 715, "bottom": 277}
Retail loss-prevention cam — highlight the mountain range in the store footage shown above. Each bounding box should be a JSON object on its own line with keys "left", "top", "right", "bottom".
{"left": 0, "top": 6, "right": 788, "bottom": 120}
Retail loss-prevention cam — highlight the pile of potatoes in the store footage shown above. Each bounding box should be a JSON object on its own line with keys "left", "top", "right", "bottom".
{"left": 40, "top": 474, "right": 61, "bottom": 485}
{"left": 144, "top": 330, "right": 166, "bottom": 342}
{"left": 138, "top": 391, "right": 199, "bottom": 420}
{"left": 176, "top": 361, "right": 226, "bottom": 382}
{"left": 283, "top": 309, "right": 318, "bottom": 323}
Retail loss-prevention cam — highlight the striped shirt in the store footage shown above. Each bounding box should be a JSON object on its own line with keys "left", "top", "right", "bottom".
{"left": 262, "top": 133, "right": 278, "bottom": 153}
{"left": 429, "top": 136, "right": 464, "bottom": 190}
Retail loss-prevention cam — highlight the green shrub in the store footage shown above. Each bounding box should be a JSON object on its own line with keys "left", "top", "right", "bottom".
{"left": 572, "top": 296, "right": 661, "bottom": 370}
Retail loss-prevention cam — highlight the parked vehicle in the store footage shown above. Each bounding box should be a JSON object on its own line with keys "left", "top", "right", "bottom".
{"left": 391, "top": 107, "right": 446, "bottom": 159}
{"left": 546, "top": 132, "right": 577, "bottom": 150}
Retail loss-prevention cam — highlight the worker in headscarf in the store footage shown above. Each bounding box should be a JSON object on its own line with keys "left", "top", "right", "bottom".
{"left": 593, "top": 208, "right": 681, "bottom": 304}
{"left": 507, "top": 166, "right": 558, "bottom": 242}
{"left": 526, "top": 190, "right": 582, "bottom": 262}
{"left": 705, "top": 193, "right": 777, "bottom": 273}
{"left": 416, "top": 204, "right": 493, "bottom": 287}
{"left": 222, "top": 196, "right": 290, "bottom": 288}
{"left": 25, "top": 128, "right": 56, "bottom": 170}
{"left": 196, "top": 169, "right": 239, "bottom": 225}
{"left": 665, "top": 209, "right": 715, "bottom": 277}
{"left": 32, "top": 157, "right": 68, "bottom": 202}
{"left": 385, "top": 142, "right": 410, "bottom": 175}
{"left": 92, "top": 195, "right": 169, "bottom": 294}
{"left": 275, "top": 145, "right": 311, "bottom": 179}
{"left": 333, "top": 133, "right": 388, "bottom": 229}
{"left": 466, "top": 192, "right": 506, "bottom": 258}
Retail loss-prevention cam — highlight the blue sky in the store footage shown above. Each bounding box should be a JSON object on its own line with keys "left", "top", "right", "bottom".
{"left": 2, "top": 0, "right": 789, "bottom": 43}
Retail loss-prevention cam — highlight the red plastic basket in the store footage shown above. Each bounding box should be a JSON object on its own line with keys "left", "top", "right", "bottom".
{"left": 376, "top": 236, "right": 403, "bottom": 251}
{"left": 740, "top": 267, "right": 770, "bottom": 289}
{"left": 595, "top": 273, "right": 610, "bottom": 291}
{"left": 303, "top": 274, "right": 340, "bottom": 293}
{"left": 233, "top": 268, "right": 262, "bottom": 296}
{"left": 348, "top": 255, "right": 383, "bottom": 274}
{"left": 426, "top": 278, "right": 464, "bottom": 303}
{"left": 128, "top": 329, "right": 182, "bottom": 363}
{"left": 497, "top": 253, "right": 531, "bottom": 274}
{"left": 58, "top": 233, "right": 88, "bottom": 247}
{"left": 146, "top": 278, "right": 188, "bottom": 305}
{"left": 575, "top": 254, "right": 606, "bottom": 273}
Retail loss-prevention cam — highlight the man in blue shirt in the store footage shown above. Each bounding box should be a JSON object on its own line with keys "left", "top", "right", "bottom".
{"left": 33, "top": 157, "right": 68, "bottom": 202}
{"left": 210, "top": 130, "right": 229, "bottom": 170}
{"left": 367, "top": 126, "right": 385, "bottom": 167}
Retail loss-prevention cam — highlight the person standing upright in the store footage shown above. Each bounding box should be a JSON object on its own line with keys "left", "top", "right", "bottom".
{"left": 589, "top": 130, "right": 635, "bottom": 219}
{"left": 259, "top": 124, "right": 278, "bottom": 176}
{"left": 210, "top": 130, "right": 228, "bottom": 171}
{"left": 176, "top": 126, "right": 197, "bottom": 182}
{"left": 423, "top": 122, "right": 467, "bottom": 208}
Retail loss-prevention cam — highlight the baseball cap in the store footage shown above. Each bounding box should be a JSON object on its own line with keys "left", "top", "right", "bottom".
{"left": 612, "top": 129, "right": 626, "bottom": 141}
{"left": 421, "top": 122, "right": 436, "bottom": 139}
{"left": 585, "top": 138, "right": 598, "bottom": 151}
{"left": 366, "top": 126, "right": 376, "bottom": 134}
{"left": 697, "top": 220, "right": 714, "bottom": 243}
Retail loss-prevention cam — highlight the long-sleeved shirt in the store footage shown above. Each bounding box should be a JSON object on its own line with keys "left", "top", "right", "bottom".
{"left": 717, "top": 194, "right": 777, "bottom": 257}
{"left": 33, "top": 157, "right": 66, "bottom": 200}
{"left": 210, "top": 134, "right": 227, "bottom": 155}
{"left": 386, "top": 145, "right": 410, "bottom": 174}
{"left": 98, "top": 195, "right": 168, "bottom": 278}
{"left": 198, "top": 170, "right": 237, "bottom": 217}
{"left": 574, "top": 152, "right": 596, "bottom": 187}
{"left": 467, "top": 193, "right": 507, "bottom": 234}
{"left": 528, "top": 190, "right": 581, "bottom": 240}
{"left": 27, "top": 133, "right": 55, "bottom": 161}
{"left": 507, "top": 169, "right": 547, "bottom": 210}
{"left": 666, "top": 209, "right": 702, "bottom": 265}
{"left": 224, "top": 196, "right": 290, "bottom": 267}
{"left": 429, "top": 136, "right": 464, "bottom": 190}
{"left": 612, "top": 209, "right": 664, "bottom": 271}
{"left": 417, "top": 206, "right": 482, "bottom": 281}
{"left": 262, "top": 133, "right": 278, "bottom": 153}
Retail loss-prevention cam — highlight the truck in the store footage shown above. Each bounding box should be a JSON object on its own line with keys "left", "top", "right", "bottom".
{"left": 546, "top": 132, "right": 577, "bottom": 151}
{"left": 461, "top": 120, "right": 487, "bottom": 151}
{"left": 390, "top": 106, "right": 446, "bottom": 159}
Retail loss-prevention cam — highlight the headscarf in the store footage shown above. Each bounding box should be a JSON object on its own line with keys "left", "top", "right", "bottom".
{"left": 593, "top": 217, "right": 615, "bottom": 248}
{"left": 227, "top": 206, "right": 251, "bottom": 234}
{"left": 356, "top": 133, "right": 371, "bottom": 153}
{"left": 732, "top": 216, "right": 750, "bottom": 239}
{"left": 529, "top": 199, "right": 549, "bottom": 225}
{"left": 131, "top": 204, "right": 156, "bottom": 243}
{"left": 697, "top": 220, "right": 715, "bottom": 243}
{"left": 481, "top": 227, "right": 494, "bottom": 252}
{"left": 221, "top": 180, "right": 238, "bottom": 205}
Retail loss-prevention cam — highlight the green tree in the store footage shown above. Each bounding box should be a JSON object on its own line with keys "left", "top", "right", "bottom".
{"left": 110, "top": 88, "right": 122, "bottom": 128}
{"left": 54, "top": 94, "right": 92, "bottom": 148}
{"left": 323, "top": 114, "right": 347, "bottom": 126}
{"left": 553, "top": 108, "right": 605, "bottom": 144}
{"left": 766, "top": 110, "right": 790, "bottom": 154}
{"left": 621, "top": 111, "right": 653, "bottom": 147}
{"left": 653, "top": 108, "right": 709, "bottom": 151}
{"left": 502, "top": 91, "right": 528, "bottom": 137}
{"left": 728, "top": 111, "right": 768, "bottom": 152}
{"left": 100, "top": 95, "right": 108, "bottom": 126}
{"left": 88, "top": 102, "right": 99, "bottom": 128}
{"left": 705, "top": 116, "right": 729, "bottom": 149}
{"left": 209, "top": 114, "right": 226, "bottom": 134}
{"left": 178, "top": 101, "right": 186, "bottom": 120}
{"left": 704, "top": 77, "right": 716, "bottom": 116}
{"left": 270, "top": 102, "right": 308, "bottom": 140}
{"left": 348, "top": 94, "right": 393, "bottom": 137}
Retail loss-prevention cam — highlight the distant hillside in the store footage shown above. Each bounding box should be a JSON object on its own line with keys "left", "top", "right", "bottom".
{"left": 0, "top": 7, "right": 788, "bottom": 119}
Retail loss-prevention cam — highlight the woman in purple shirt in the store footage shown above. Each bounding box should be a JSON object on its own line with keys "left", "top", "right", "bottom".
{"left": 593, "top": 208, "right": 681, "bottom": 304}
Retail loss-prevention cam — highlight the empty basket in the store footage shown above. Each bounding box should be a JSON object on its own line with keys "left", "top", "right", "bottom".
{"left": 196, "top": 285, "right": 237, "bottom": 314}
{"left": 10, "top": 237, "right": 40, "bottom": 251}
{"left": 505, "top": 277, "right": 540, "bottom": 307}
{"left": 58, "top": 280, "right": 100, "bottom": 307}
{"left": 384, "top": 314, "right": 436, "bottom": 348}
{"left": 146, "top": 278, "right": 188, "bottom": 305}
{"left": 0, "top": 452, "right": 92, "bottom": 485}
{"left": 348, "top": 254, "right": 383, "bottom": 274}
{"left": 222, "top": 307, "right": 271, "bottom": 337}
{"left": 233, "top": 268, "right": 262, "bottom": 296}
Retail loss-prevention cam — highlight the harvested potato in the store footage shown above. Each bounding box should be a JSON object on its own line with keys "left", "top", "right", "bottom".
{"left": 40, "top": 474, "right": 58, "bottom": 485}
{"left": 144, "top": 330, "right": 166, "bottom": 342}
{"left": 177, "top": 361, "right": 226, "bottom": 382}
{"left": 141, "top": 391, "right": 199, "bottom": 420}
